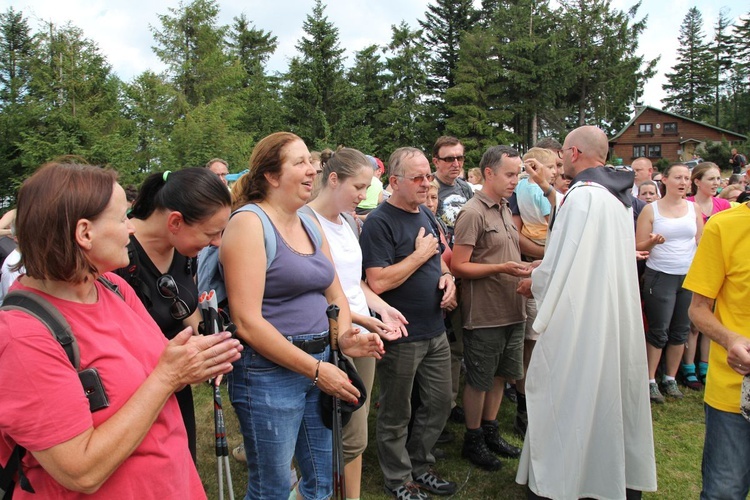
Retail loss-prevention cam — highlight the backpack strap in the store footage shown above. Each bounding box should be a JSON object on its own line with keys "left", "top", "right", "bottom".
{"left": 298, "top": 204, "right": 355, "bottom": 240}
{"left": 235, "top": 204, "right": 277, "bottom": 270}
{"left": 0, "top": 280, "right": 124, "bottom": 497}
{"left": 1, "top": 291, "right": 80, "bottom": 369}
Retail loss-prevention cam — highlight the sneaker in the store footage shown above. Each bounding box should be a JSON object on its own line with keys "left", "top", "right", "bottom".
{"left": 514, "top": 411, "right": 528, "bottom": 437}
{"left": 232, "top": 444, "right": 247, "bottom": 462}
{"left": 436, "top": 428, "right": 453, "bottom": 444}
{"left": 662, "top": 379, "right": 684, "bottom": 399}
{"left": 449, "top": 405, "right": 466, "bottom": 424}
{"left": 504, "top": 383, "right": 518, "bottom": 404}
{"left": 482, "top": 420, "right": 521, "bottom": 458}
{"left": 649, "top": 382, "right": 665, "bottom": 404}
{"left": 414, "top": 469, "right": 457, "bottom": 496}
{"left": 462, "top": 430, "right": 502, "bottom": 471}
{"left": 385, "top": 482, "right": 431, "bottom": 500}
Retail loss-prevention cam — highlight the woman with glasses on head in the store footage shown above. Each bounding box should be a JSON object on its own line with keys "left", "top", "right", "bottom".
{"left": 0, "top": 162, "right": 240, "bottom": 498}
{"left": 114, "top": 168, "right": 232, "bottom": 460}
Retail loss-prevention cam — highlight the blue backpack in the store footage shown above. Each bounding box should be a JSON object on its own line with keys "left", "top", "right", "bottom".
{"left": 197, "top": 204, "right": 322, "bottom": 310}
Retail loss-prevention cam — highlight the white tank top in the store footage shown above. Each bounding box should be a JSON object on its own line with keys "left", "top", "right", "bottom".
{"left": 646, "top": 200, "right": 697, "bottom": 275}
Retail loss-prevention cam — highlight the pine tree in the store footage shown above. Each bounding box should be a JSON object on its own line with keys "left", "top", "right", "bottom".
{"left": 378, "top": 22, "right": 431, "bottom": 155}
{"left": 662, "top": 7, "right": 714, "bottom": 121}
{"left": 0, "top": 8, "right": 32, "bottom": 107}
{"left": 418, "top": 0, "right": 478, "bottom": 132}
{"left": 227, "top": 14, "right": 277, "bottom": 86}
{"left": 151, "top": 0, "right": 235, "bottom": 107}
{"left": 282, "top": 0, "right": 352, "bottom": 148}
{"left": 559, "top": 0, "right": 656, "bottom": 132}
{"left": 709, "top": 9, "right": 733, "bottom": 126}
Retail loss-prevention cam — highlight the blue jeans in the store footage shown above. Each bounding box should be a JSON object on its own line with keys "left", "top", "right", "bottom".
{"left": 701, "top": 404, "right": 750, "bottom": 499}
{"left": 228, "top": 332, "right": 332, "bottom": 500}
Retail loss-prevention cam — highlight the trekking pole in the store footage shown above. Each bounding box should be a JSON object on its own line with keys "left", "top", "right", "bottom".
{"left": 326, "top": 304, "right": 346, "bottom": 500}
{"left": 200, "top": 290, "right": 235, "bottom": 500}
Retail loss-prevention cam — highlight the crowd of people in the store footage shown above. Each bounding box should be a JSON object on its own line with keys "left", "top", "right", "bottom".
{"left": 0, "top": 130, "right": 748, "bottom": 500}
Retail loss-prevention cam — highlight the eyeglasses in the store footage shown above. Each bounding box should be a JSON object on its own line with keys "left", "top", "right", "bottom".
{"left": 156, "top": 274, "right": 191, "bottom": 320}
{"left": 557, "top": 147, "right": 582, "bottom": 159}
{"left": 397, "top": 173, "right": 435, "bottom": 184}
{"left": 436, "top": 155, "right": 465, "bottom": 163}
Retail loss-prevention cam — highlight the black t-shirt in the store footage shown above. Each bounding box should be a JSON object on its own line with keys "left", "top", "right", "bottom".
{"left": 114, "top": 235, "right": 198, "bottom": 340}
{"left": 360, "top": 202, "right": 444, "bottom": 343}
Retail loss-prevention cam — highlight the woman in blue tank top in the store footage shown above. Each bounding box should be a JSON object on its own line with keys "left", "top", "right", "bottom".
{"left": 221, "top": 132, "right": 384, "bottom": 500}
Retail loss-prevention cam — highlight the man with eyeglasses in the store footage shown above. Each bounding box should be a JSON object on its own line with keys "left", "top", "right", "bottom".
{"left": 360, "top": 147, "right": 458, "bottom": 499}
{"left": 516, "top": 125, "right": 657, "bottom": 500}
{"left": 431, "top": 136, "right": 474, "bottom": 436}
{"left": 206, "top": 158, "right": 230, "bottom": 187}
{"left": 432, "top": 136, "right": 474, "bottom": 240}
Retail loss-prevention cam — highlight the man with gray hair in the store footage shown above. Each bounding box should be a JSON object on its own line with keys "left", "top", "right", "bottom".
{"left": 451, "top": 145, "right": 530, "bottom": 471}
{"left": 360, "top": 147, "right": 457, "bottom": 499}
{"left": 516, "top": 126, "right": 657, "bottom": 499}
{"left": 205, "top": 158, "right": 229, "bottom": 186}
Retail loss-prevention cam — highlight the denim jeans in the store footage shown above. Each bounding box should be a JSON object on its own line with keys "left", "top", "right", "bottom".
{"left": 701, "top": 403, "right": 750, "bottom": 499}
{"left": 228, "top": 332, "right": 332, "bottom": 500}
{"left": 376, "top": 333, "right": 452, "bottom": 489}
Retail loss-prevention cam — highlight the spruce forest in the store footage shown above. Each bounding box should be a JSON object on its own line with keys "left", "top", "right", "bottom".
{"left": 0, "top": 0, "right": 749, "bottom": 202}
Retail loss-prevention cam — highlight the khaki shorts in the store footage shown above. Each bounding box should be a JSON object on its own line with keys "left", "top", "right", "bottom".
{"left": 525, "top": 298, "right": 540, "bottom": 341}
{"left": 463, "top": 323, "right": 525, "bottom": 392}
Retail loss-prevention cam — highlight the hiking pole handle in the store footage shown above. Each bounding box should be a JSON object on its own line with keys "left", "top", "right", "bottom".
{"left": 326, "top": 304, "right": 340, "bottom": 352}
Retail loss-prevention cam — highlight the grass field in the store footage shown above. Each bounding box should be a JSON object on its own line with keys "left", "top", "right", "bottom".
{"left": 193, "top": 378, "right": 706, "bottom": 499}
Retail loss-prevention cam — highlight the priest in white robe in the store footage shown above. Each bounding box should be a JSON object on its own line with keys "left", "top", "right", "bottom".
{"left": 516, "top": 126, "right": 657, "bottom": 500}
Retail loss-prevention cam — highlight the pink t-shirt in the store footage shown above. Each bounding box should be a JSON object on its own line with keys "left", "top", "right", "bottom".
{"left": 687, "top": 195, "right": 731, "bottom": 223}
{"left": 0, "top": 273, "right": 205, "bottom": 499}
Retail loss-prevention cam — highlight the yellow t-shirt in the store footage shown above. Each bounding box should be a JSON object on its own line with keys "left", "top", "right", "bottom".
{"left": 683, "top": 203, "right": 750, "bottom": 413}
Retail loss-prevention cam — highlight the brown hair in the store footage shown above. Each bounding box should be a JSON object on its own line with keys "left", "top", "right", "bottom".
{"left": 432, "top": 136, "right": 462, "bottom": 158}
{"left": 232, "top": 132, "right": 301, "bottom": 210}
{"left": 319, "top": 147, "right": 370, "bottom": 186}
{"left": 690, "top": 161, "right": 720, "bottom": 196}
{"left": 16, "top": 162, "right": 118, "bottom": 283}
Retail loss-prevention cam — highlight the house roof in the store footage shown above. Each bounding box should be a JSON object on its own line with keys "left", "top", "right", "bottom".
{"left": 609, "top": 105, "right": 747, "bottom": 142}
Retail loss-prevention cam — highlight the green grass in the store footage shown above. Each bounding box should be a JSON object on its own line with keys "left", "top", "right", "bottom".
{"left": 194, "top": 381, "right": 705, "bottom": 498}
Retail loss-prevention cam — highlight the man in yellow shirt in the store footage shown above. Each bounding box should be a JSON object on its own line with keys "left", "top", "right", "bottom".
{"left": 684, "top": 202, "right": 750, "bottom": 499}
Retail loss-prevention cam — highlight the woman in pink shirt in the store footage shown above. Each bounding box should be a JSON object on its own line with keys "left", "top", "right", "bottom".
{"left": 682, "top": 162, "right": 731, "bottom": 389}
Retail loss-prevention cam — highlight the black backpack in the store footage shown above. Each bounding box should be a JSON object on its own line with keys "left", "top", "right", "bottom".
{"left": 0, "top": 276, "right": 122, "bottom": 499}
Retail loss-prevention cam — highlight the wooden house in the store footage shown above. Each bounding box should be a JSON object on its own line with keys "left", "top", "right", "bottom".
{"left": 609, "top": 106, "right": 746, "bottom": 165}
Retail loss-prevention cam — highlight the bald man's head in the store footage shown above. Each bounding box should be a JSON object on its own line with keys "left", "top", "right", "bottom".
{"left": 631, "top": 157, "right": 653, "bottom": 184}
{"left": 561, "top": 126, "right": 609, "bottom": 177}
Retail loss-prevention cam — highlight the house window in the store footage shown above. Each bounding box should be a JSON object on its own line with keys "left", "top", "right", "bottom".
{"left": 633, "top": 145, "right": 646, "bottom": 157}
{"left": 648, "top": 145, "right": 662, "bottom": 158}
{"left": 639, "top": 123, "right": 653, "bottom": 134}
{"left": 663, "top": 122, "right": 678, "bottom": 134}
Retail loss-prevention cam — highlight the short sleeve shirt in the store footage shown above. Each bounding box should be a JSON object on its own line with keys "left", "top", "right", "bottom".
{"left": 453, "top": 190, "right": 526, "bottom": 329}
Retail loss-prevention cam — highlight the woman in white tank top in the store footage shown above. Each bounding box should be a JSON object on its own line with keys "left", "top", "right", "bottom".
{"left": 636, "top": 163, "right": 704, "bottom": 403}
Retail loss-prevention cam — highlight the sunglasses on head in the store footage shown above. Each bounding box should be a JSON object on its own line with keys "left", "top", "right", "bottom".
{"left": 156, "top": 274, "right": 190, "bottom": 320}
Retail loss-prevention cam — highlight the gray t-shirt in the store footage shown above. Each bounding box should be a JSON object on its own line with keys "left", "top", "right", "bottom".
{"left": 436, "top": 177, "right": 474, "bottom": 234}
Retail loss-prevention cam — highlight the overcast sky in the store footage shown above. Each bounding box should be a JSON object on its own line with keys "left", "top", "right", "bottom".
{"left": 3, "top": 0, "right": 748, "bottom": 108}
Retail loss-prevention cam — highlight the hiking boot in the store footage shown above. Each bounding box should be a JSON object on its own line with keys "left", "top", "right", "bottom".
{"left": 649, "top": 382, "right": 665, "bottom": 404}
{"left": 482, "top": 420, "right": 521, "bottom": 458}
{"left": 414, "top": 469, "right": 457, "bottom": 496}
{"left": 385, "top": 481, "right": 431, "bottom": 500}
{"left": 232, "top": 444, "right": 247, "bottom": 462}
{"left": 449, "top": 405, "right": 466, "bottom": 424}
{"left": 514, "top": 411, "right": 528, "bottom": 437}
{"left": 662, "top": 379, "right": 684, "bottom": 399}
{"left": 462, "top": 429, "right": 502, "bottom": 471}
{"left": 436, "top": 428, "right": 453, "bottom": 444}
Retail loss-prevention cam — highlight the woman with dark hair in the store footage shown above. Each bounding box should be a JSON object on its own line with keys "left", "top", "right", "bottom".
{"left": 0, "top": 162, "right": 240, "bottom": 498}
{"left": 221, "top": 132, "right": 384, "bottom": 500}
{"left": 115, "top": 167, "right": 231, "bottom": 460}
